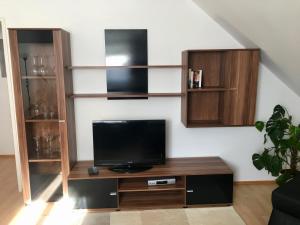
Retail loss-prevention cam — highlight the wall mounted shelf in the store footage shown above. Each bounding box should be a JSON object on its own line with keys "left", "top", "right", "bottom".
{"left": 68, "top": 92, "right": 183, "bottom": 98}
{"left": 187, "top": 88, "right": 237, "bottom": 92}
{"left": 67, "top": 65, "right": 182, "bottom": 69}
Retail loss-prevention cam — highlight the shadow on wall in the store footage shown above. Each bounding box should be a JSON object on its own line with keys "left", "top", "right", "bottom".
{"left": 212, "top": 16, "right": 297, "bottom": 95}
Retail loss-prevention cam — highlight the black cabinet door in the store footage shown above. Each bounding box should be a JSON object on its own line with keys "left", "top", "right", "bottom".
{"left": 186, "top": 174, "right": 233, "bottom": 205}
{"left": 68, "top": 179, "right": 118, "bottom": 209}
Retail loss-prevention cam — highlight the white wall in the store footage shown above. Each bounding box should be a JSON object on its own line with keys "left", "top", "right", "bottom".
{"left": 1, "top": 0, "right": 300, "bottom": 181}
{"left": 0, "top": 78, "right": 14, "bottom": 154}
{"left": 0, "top": 21, "right": 14, "bottom": 155}
{"left": 193, "top": 0, "right": 300, "bottom": 96}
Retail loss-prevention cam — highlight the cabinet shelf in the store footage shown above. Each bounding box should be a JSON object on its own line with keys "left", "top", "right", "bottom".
{"left": 67, "top": 65, "right": 182, "bottom": 70}
{"left": 28, "top": 151, "right": 61, "bottom": 163}
{"left": 21, "top": 75, "right": 56, "bottom": 80}
{"left": 25, "top": 119, "right": 59, "bottom": 123}
{"left": 69, "top": 92, "right": 183, "bottom": 98}
{"left": 118, "top": 177, "right": 185, "bottom": 193}
{"left": 187, "top": 88, "right": 237, "bottom": 92}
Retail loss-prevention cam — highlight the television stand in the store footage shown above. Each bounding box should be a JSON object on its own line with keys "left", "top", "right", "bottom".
{"left": 109, "top": 165, "right": 153, "bottom": 173}
{"left": 68, "top": 157, "right": 233, "bottom": 210}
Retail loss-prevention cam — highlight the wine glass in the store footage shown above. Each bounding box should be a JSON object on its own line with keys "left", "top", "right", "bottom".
{"left": 32, "top": 136, "right": 41, "bottom": 156}
{"left": 39, "top": 56, "right": 47, "bottom": 76}
{"left": 45, "top": 134, "right": 55, "bottom": 156}
{"left": 31, "top": 56, "right": 40, "bottom": 76}
{"left": 30, "top": 104, "right": 40, "bottom": 119}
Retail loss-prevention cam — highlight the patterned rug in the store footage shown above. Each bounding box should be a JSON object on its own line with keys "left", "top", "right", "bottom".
{"left": 38, "top": 207, "right": 245, "bottom": 225}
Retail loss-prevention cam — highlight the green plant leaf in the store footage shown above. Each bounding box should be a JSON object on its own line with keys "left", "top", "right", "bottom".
{"left": 264, "top": 134, "right": 267, "bottom": 144}
{"left": 252, "top": 153, "right": 264, "bottom": 170}
{"left": 255, "top": 121, "right": 265, "bottom": 132}
{"left": 273, "top": 105, "right": 285, "bottom": 117}
{"left": 270, "top": 156, "right": 283, "bottom": 176}
{"left": 276, "top": 172, "right": 294, "bottom": 186}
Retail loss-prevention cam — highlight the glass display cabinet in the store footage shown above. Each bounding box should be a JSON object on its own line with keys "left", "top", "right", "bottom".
{"left": 9, "top": 29, "right": 77, "bottom": 204}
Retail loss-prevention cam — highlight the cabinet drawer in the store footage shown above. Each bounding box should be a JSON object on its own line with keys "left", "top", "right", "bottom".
{"left": 186, "top": 174, "right": 233, "bottom": 205}
{"left": 68, "top": 179, "right": 118, "bottom": 209}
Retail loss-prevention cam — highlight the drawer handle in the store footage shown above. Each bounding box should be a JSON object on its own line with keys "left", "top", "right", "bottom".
{"left": 109, "top": 192, "right": 117, "bottom": 196}
{"left": 187, "top": 190, "right": 194, "bottom": 193}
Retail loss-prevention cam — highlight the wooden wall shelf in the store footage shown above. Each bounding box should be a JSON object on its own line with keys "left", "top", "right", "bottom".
{"left": 68, "top": 92, "right": 183, "bottom": 98}
{"left": 187, "top": 88, "right": 237, "bottom": 92}
{"left": 67, "top": 65, "right": 182, "bottom": 69}
{"left": 181, "top": 49, "right": 260, "bottom": 127}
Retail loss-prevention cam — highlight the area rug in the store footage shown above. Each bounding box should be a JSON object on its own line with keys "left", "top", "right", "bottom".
{"left": 38, "top": 207, "right": 245, "bottom": 225}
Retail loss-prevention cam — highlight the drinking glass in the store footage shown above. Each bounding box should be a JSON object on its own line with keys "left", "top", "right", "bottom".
{"left": 45, "top": 134, "right": 55, "bottom": 155}
{"left": 30, "top": 104, "right": 40, "bottom": 119}
{"left": 39, "top": 56, "right": 47, "bottom": 76}
{"left": 32, "top": 136, "right": 41, "bottom": 156}
{"left": 31, "top": 56, "right": 40, "bottom": 76}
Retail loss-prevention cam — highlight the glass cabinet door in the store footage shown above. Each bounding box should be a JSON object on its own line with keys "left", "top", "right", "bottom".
{"left": 17, "top": 30, "right": 62, "bottom": 201}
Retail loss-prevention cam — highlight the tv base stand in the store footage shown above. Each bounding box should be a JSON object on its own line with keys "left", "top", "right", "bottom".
{"left": 68, "top": 157, "right": 233, "bottom": 210}
{"left": 109, "top": 165, "right": 153, "bottom": 173}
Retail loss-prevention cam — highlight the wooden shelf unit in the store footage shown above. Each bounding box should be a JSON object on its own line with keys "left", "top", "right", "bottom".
{"left": 9, "top": 28, "right": 77, "bottom": 204}
{"left": 68, "top": 157, "right": 233, "bottom": 210}
{"left": 181, "top": 49, "right": 260, "bottom": 127}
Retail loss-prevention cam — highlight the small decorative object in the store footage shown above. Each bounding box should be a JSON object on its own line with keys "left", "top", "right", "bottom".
{"left": 193, "top": 70, "right": 200, "bottom": 88}
{"left": 21, "top": 54, "right": 31, "bottom": 106}
{"left": 252, "top": 105, "right": 300, "bottom": 185}
{"left": 188, "top": 68, "right": 194, "bottom": 89}
{"left": 198, "top": 69, "right": 203, "bottom": 88}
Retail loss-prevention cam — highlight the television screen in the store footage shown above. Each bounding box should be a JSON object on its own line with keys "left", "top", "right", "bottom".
{"left": 93, "top": 120, "right": 165, "bottom": 167}
{"left": 105, "top": 29, "right": 148, "bottom": 99}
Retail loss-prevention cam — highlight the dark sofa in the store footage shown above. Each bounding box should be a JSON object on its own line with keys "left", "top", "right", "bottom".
{"left": 269, "top": 175, "right": 300, "bottom": 225}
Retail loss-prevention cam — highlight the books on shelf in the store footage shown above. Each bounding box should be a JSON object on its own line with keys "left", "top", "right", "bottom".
{"left": 188, "top": 68, "right": 202, "bottom": 89}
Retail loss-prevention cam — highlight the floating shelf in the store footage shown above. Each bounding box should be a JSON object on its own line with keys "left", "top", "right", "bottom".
{"left": 68, "top": 92, "right": 183, "bottom": 98}
{"left": 187, "top": 88, "right": 237, "bottom": 92}
{"left": 67, "top": 65, "right": 182, "bottom": 70}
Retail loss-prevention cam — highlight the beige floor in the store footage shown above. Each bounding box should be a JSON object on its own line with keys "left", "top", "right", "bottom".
{"left": 0, "top": 157, "right": 277, "bottom": 225}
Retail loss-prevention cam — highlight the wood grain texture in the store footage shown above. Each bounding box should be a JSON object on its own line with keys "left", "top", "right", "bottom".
{"left": 68, "top": 157, "right": 233, "bottom": 180}
{"left": 181, "top": 49, "right": 260, "bottom": 128}
{"left": 234, "top": 183, "right": 277, "bottom": 225}
{"left": 0, "top": 157, "right": 24, "bottom": 225}
{"left": 181, "top": 51, "right": 189, "bottom": 126}
{"left": 53, "top": 30, "right": 77, "bottom": 196}
{"left": 8, "top": 29, "right": 31, "bottom": 204}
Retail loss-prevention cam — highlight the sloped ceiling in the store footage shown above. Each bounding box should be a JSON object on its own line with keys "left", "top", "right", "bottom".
{"left": 193, "top": 0, "right": 300, "bottom": 96}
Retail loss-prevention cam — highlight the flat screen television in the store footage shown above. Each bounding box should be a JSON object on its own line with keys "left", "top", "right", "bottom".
{"left": 93, "top": 120, "right": 165, "bottom": 172}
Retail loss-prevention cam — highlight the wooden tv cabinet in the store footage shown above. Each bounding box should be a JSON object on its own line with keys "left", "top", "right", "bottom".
{"left": 68, "top": 157, "right": 233, "bottom": 210}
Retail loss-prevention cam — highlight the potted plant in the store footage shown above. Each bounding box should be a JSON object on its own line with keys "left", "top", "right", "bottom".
{"left": 252, "top": 105, "right": 300, "bottom": 185}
